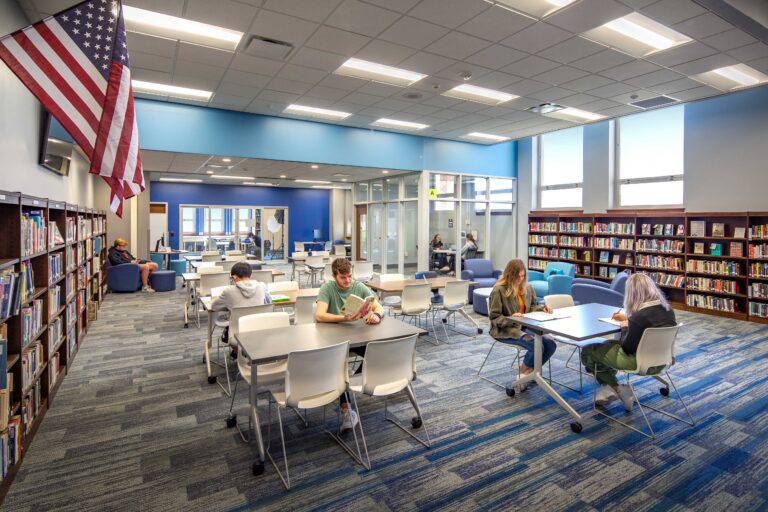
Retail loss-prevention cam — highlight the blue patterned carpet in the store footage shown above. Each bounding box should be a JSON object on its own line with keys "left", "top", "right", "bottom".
{"left": 4, "top": 280, "right": 768, "bottom": 511}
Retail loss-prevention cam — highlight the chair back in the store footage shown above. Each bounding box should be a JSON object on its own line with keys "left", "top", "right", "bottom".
{"left": 294, "top": 242, "right": 305, "bottom": 252}
{"left": 323, "top": 263, "right": 334, "bottom": 282}
{"left": 305, "top": 255, "right": 324, "bottom": 268}
{"left": 285, "top": 341, "right": 349, "bottom": 409}
{"left": 229, "top": 304, "right": 275, "bottom": 343}
{"left": 225, "top": 250, "right": 242, "bottom": 256}
{"left": 292, "top": 251, "right": 308, "bottom": 259}
{"left": 311, "top": 251, "right": 330, "bottom": 258}
{"left": 268, "top": 280, "right": 299, "bottom": 296}
{"left": 225, "top": 254, "right": 247, "bottom": 262}
{"left": 465, "top": 247, "right": 478, "bottom": 259}
{"left": 220, "top": 260, "right": 237, "bottom": 272}
{"left": 198, "top": 265, "right": 223, "bottom": 275}
{"left": 400, "top": 283, "right": 431, "bottom": 314}
{"left": 544, "top": 261, "right": 576, "bottom": 278}
{"left": 464, "top": 259, "right": 494, "bottom": 278}
{"left": 361, "top": 335, "right": 418, "bottom": 396}
{"left": 333, "top": 244, "right": 346, "bottom": 256}
{"left": 210, "top": 285, "right": 227, "bottom": 298}
{"left": 634, "top": 325, "right": 679, "bottom": 375}
{"left": 379, "top": 273, "right": 405, "bottom": 282}
{"left": 202, "top": 250, "right": 219, "bottom": 256}
{"left": 544, "top": 294, "right": 575, "bottom": 309}
{"left": 197, "top": 261, "right": 216, "bottom": 269}
{"left": 443, "top": 280, "right": 469, "bottom": 307}
{"left": 252, "top": 269, "right": 274, "bottom": 284}
{"left": 202, "top": 254, "right": 220, "bottom": 263}
{"left": 610, "top": 271, "right": 630, "bottom": 293}
{"left": 352, "top": 261, "right": 373, "bottom": 281}
{"left": 237, "top": 311, "right": 289, "bottom": 373}
{"left": 294, "top": 295, "right": 317, "bottom": 324}
{"left": 200, "top": 273, "right": 230, "bottom": 295}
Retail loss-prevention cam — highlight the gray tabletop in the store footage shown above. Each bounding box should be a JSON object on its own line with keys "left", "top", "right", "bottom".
{"left": 236, "top": 319, "right": 426, "bottom": 364}
{"left": 514, "top": 303, "right": 622, "bottom": 341}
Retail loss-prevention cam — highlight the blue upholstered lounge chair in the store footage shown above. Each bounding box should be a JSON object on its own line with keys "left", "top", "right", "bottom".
{"left": 571, "top": 270, "right": 629, "bottom": 307}
{"left": 461, "top": 259, "right": 502, "bottom": 303}
{"left": 106, "top": 259, "right": 142, "bottom": 292}
{"left": 528, "top": 261, "right": 576, "bottom": 298}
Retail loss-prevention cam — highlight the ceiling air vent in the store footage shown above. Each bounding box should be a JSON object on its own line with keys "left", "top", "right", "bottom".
{"left": 243, "top": 35, "right": 294, "bottom": 60}
{"left": 630, "top": 95, "right": 678, "bottom": 109}
{"left": 526, "top": 103, "right": 565, "bottom": 114}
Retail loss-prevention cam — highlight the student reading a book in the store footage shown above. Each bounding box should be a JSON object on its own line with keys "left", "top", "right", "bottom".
{"left": 316, "top": 258, "right": 384, "bottom": 431}
{"left": 108, "top": 238, "right": 158, "bottom": 292}
{"left": 489, "top": 259, "right": 556, "bottom": 391}
{"left": 581, "top": 273, "right": 676, "bottom": 411}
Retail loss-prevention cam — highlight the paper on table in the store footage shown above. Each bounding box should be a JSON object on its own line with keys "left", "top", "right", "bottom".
{"left": 598, "top": 317, "right": 622, "bottom": 326}
{"left": 522, "top": 311, "right": 570, "bottom": 322}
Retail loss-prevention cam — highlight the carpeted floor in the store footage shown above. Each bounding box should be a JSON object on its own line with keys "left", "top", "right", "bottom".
{"left": 4, "top": 274, "right": 768, "bottom": 511}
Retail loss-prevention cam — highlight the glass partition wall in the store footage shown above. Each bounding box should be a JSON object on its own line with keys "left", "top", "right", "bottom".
{"left": 180, "top": 205, "right": 287, "bottom": 260}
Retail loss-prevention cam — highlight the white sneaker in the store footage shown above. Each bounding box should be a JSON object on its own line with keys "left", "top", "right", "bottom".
{"left": 617, "top": 384, "right": 635, "bottom": 412}
{"left": 142, "top": 286, "right": 156, "bottom": 293}
{"left": 340, "top": 408, "right": 359, "bottom": 433}
{"left": 594, "top": 385, "right": 619, "bottom": 406}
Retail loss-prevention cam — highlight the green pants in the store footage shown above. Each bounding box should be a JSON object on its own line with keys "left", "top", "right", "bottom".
{"left": 581, "top": 341, "right": 663, "bottom": 387}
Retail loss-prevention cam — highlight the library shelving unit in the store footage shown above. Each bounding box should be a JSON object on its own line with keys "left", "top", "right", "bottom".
{"left": 527, "top": 210, "right": 768, "bottom": 324}
{"left": 0, "top": 190, "right": 106, "bottom": 501}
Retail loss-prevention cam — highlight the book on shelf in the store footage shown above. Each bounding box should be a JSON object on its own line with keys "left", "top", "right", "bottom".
{"left": 625, "top": 255, "right": 633, "bottom": 266}
{"left": 729, "top": 242, "right": 743, "bottom": 257}
{"left": 608, "top": 267, "right": 618, "bottom": 278}
{"left": 694, "top": 242, "right": 704, "bottom": 254}
{"left": 663, "top": 224, "right": 674, "bottom": 236}
{"left": 641, "top": 224, "right": 651, "bottom": 235}
{"left": 0, "top": 338, "right": 7, "bottom": 432}
{"left": 599, "top": 251, "right": 609, "bottom": 263}
{"left": 612, "top": 254, "right": 620, "bottom": 264}
{"left": 690, "top": 221, "right": 706, "bottom": 237}
{"left": 710, "top": 243, "right": 722, "bottom": 256}
{"left": 734, "top": 227, "right": 746, "bottom": 239}
{"left": 676, "top": 224, "right": 685, "bottom": 236}
{"left": 712, "top": 223, "right": 725, "bottom": 237}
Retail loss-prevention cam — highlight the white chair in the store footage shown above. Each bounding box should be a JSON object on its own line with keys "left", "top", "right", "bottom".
{"left": 322, "top": 263, "right": 334, "bottom": 283}
{"left": 226, "top": 250, "right": 242, "bottom": 255}
{"left": 477, "top": 297, "right": 522, "bottom": 396}
{"left": 294, "top": 241, "right": 305, "bottom": 252}
{"left": 202, "top": 253, "right": 220, "bottom": 263}
{"left": 227, "top": 312, "right": 291, "bottom": 442}
{"left": 434, "top": 280, "right": 481, "bottom": 341}
{"left": 392, "top": 283, "right": 436, "bottom": 344}
{"left": 266, "top": 341, "right": 368, "bottom": 489}
{"left": 294, "top": 295, "right": 316, "bottom": 325}
{"left": 219, "top": 260, "right": 237, "bottom": 272}
{"left": 592, "top": 324, "right": 694, "bottom": 439}
{"left": 196, "top": 261, "right": 216, "bottom": 269}
{"left": 198, "top": 272, "right": 230, "bottom": 324}
{"left": 252, "top": 269, "right": 273, "bottom": 285}
{"left": 333, "top": 244, "right": 346, "bottom": 257}
{"left": 352, "top": 261, "right": 373, "bottom": 282}
{"left": 349, "top": 334, "right": 430, "bottom": 467}
{"left": 202, "top": 250, "right": 219, "bottom": 256}
{"left": 311, "top": 250, "right": 330, "bottom": 258}
{"left": 291, "top": 251, "right": 308, "bottom": 281}
{"left": 544, "top": 294, "right": 608, "bottom": 393}
{"left": 302, "top": 255, "right": 324, "bottom": 287}
{"left": 377, "top": 273, "right": 405, "bottom": 312}
{"left": 225, "top": 254, "right": 247, "bottom": 262}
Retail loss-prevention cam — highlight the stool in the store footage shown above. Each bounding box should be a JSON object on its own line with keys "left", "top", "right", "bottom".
{"left": 149, "top": 270, "right": 176, "bottom": 292}
{"left": 149, "top": 253, "right": 166, "bottom": 270}
{"left": 472, "top": 288, "right": 493, "bottom": 316}
{"left": 169, "top": 259, "right": 186, "bottom": 276}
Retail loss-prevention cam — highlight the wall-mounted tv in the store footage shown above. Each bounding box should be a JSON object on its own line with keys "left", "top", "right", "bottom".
{"left": 39, "top": 110, "right": 74, "bottom": 176}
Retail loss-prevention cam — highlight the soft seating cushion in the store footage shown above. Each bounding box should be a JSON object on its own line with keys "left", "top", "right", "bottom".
{"left": 169, "top": 259, "right": 186, "bottom": 276}
{"left": 149, "top": 270, "right": 176, "bottom": 292}
{"left": 472, "top": 288, "right": 493, "bottom": 316}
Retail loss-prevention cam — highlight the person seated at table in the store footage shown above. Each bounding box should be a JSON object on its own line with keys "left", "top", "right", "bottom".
{"left": 581, "top": 273, "right": 676, "bottom": 411}
{"left": 430, "top": 233, "right": 447, "bottom": 270}
{"left": 460, "top": 233, "right": 478, "bottom": 261}
{"left": 108, "top": 238, "right": 158, "bottom": 292}
{"left": 489, "top": 258, "right": 555, "bottom": 390}
{"left": 316, "top": 258, "right": 384, "bottom": 432}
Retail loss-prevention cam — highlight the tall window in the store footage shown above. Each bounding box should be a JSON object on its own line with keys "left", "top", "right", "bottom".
{"left": 182, "top": 208, "right": 195, "bottom": 234}
{"left": 539, "top": 126, "right": 583, "bottom": 208}
{"left": 618, "top": 105, "right": 684, "bottom": 206}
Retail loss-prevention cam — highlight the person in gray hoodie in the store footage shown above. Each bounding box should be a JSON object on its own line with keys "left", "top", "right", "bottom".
{"left": 211, "top": 262, "right": 271, "bottom": 352}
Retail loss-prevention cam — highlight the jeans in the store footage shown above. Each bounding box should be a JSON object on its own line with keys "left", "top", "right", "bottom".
{"left": 496, "top": 332, "right": 557, "bottom": 369}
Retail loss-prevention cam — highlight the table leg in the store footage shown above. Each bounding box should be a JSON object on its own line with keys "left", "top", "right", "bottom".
{"left": 183, "top": 281, "right": 190, "bottom": 327}
{"left": 250, "top": 361, "right": 266, "bottom": 474}
{"left": 205, "top": 310, "right": 215, "bottom": 384}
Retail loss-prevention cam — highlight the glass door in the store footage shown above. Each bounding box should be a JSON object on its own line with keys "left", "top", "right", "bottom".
{"left": 386, "top": 202, "right": 398, "bottom": 273}
{"left": 369, "top": 203, "right": 383, "bottom": 273}
{"left": 356, "top": 205, "right": 367, "bottom": 261}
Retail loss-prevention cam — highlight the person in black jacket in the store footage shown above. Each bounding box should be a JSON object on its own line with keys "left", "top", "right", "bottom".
{"left": 581, "top": 273, "right": 676, "bottom": 411}
{"left": 108, "top": 238, "right": 158, "bottom": 292}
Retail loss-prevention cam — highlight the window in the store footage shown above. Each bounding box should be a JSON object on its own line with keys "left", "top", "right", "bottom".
{"left": 618, "top": 105, "right": 684, "bottom": 206}
{"left": 539, "top": 126, "right": 583, "bottom": 208}
{"left": 210, "top": 208, "right": 223, "bottom": 234}
{"left": 182, "top": 208, "right": 196, "bottom": 234}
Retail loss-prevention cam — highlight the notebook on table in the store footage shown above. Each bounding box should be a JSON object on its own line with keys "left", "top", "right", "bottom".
{"left": 522, "top": 311, "right": 570, "bottom": 322}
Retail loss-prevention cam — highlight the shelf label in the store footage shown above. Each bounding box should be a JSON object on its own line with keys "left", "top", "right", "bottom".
{"left": 0, "top": 194, "right": 5, "bottom": 200}
{"left": 33, "top": 200, "right": 39, "bottom": 205}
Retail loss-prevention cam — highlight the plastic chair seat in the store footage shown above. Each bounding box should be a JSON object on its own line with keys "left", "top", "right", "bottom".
{"left": 348, "top": 375, "right": 409, "bottom": 396}
{"left": 551, "top": 335, "right": 609, "bottom": 348}
{"left": 270, "top": 387, "right": 342, "bottom": 410}
{"left": 237, "top": 358, "right": 286, "bottom": 385}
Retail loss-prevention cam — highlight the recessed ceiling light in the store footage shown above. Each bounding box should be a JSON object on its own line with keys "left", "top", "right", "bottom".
{"left": 122, "top": 5, "right": 243, "bottom": 51}
{"left": 341, "top": 178, "right": 348, "bottom": 182}
{"left": 584, "top": 12, "right": 691, "bottom": 57}
{"left": 210, "top": 174, "right": 255, "bottom": 180}
{"left": 335, "top": 58, "right": 427, "bottom": 87}
{"left": 132, "top": 80, "right": 212, "bottom": 101}
{"left": 295, "top": 179, "right": 331, "bottom": 184}
{"left": 442, "top": 84, "right": 518, "bottom": 106}
{"left": 333, "top": 173, "right": 351, "bottom": 177}
{"left": 205, "top": 164, "right": 232, "bottom": 170}
{"left": 206, "top": 170, "right": 214, "bottom": 175}
{"left": 159, "top": 177, "right": 202, "bottom": 183}
{"left": 245, "top": 182, "right": 276, "bottom": 186}
{"left": 311, "top": 185, "right": 351, "bottom": 189}
{"left": 284, "top": 104, "right": 351, "bottom": 120}
{"left": 543, "top": 107, "right": 605, "bottom": 123}
{"left": 279, "top": 175, "right": 287, "bottom": 178}
{"left": 488, "top": 0, "right": 577, "bottom": 18}
{"left": 464, "top": 132, "right": 511, "bottom": 142}
{"left": 311, "top": 164, "right": 319, "bottom": 169}
{"left": 221, "top": 158, "right": 231, "bottom": 163}
{"left": 371, "top": 118, "right": 429, "bottom": 131}
{"left": 382, "top": 170, "right": 390, "bottom": 174}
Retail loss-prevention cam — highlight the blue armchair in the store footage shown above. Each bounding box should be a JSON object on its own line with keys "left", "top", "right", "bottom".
{"left": 571, "top": 270, "right": 629, "bottom": 307}
{"left": 107, "top": 259, "right": 141, "bottom": 292}
{"left": 461, "top": 259, "right": 502, "bottom": 303}
{"left": 528, "top": 261, "right": 576, "bottom": 298}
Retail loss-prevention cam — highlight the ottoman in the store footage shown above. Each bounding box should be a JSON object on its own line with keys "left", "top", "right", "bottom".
{"left": 149, "top": 270, "right": 176, "bottom": 292}
{"left": 169, "top": 259, "right": 187, "bottom": 276}
{"left": 472, "top": 288, "right": 493, "bottom": 316}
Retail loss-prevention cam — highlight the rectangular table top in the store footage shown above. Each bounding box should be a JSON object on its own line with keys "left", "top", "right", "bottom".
{"left": 182, "top": 269, "right": 284, "bottom": 282}
{"left": 513, "top": 303, "right": 622, "bottom": 342}
{"left": 199, "top": 288, "right": 320, "bottom": 311}
{"left": 366, "top": 276, "right": 469, "bottom": 293}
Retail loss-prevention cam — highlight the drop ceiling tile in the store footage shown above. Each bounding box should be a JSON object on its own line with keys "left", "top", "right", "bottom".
{"left": 177, "top": 43, "right": 234, "bottom": 68}
{"left": 470, "top": 71, "right": 523, "bottom": 90}
{"left": 424, "top": 32, "right": 491, "bottom": 61}
{"left": 727, "top": 42, "right": 768, "bottom": 62}
{"left": 325, "top": 0, "right": 401, "bottom": 37}
{"left": 559, "top": 74, "right": 614, "bottom": 92}
{"left": 410, "top": 76, "right": 457, "bottom": 94}
{"left": 357, "top": 106, "right": 394, "bottom": 118}
{"left": 354, "top": 40, "right": 417, "bottom": 66}
{"left": 355, "top": 81, "right": 403, "bottom": 96}
{"left": 558, "top": 93, "right": 601, "bottom": 106}
{"left": 538, "top": 37, "right": 606, "bottom": 64}
{"left": 305, "top": 26, "right": 371, "bottom": 56}
{"left": 599, "top": 60, "right": 662, "bottom": 81}
{"left": 210, "top": 94, "right": 252, "bottom": 109}
{"left": 375, "top": 98, "right": 412, "bottom": 111}
{"left": 607, "top": 88, "right": 657, "bottom": 104}
{"left": 125, "top": 32, "right": 177, "bottom": 58}
{"left": 501, "top": 22, "right": 572, "bottom": 54}
{"left": 262, "top": 0, "right": 343, "bottom": 23}
{"left": 570, "top": 49, "right": 635, "bottom": 73}
{"left": 173, "top": 73, "right": 222, "bottom": 91}
{"left": 422, "top": 95, "right": 463, "bottom": 108}
{"left": 293, "top": 96, "right": 335, "bottom": 108}
{"left": 290, "top": 47, "right": 347, "bottom": 72}
{"left": 317, "top": 74, "right": 366, "bottom": 91}
{"left": 456, "top": 5, "right": 535, "bottom": 43}
{"left": 121, "top": 0, "right": 184, "bottom": 16}
{"left": 577, "top": 98, "right": 622, "bottom": 111}
{"left": 378, "top": 16, "right": 449, "bottom": 50}
{"left": 672, "top": 53, "right": 739, "bottom": 76}
{"left": 359, "top": 0, "right": 421, "bottom": 12}
{"left": 217, "top": 80, "right": 263, "bottom": 97}
{"left": 641, "top": 0, "right": 707, "bottom": 25}
{"left": 670, "top": 85, "right": 721, "bottom": 102}
{"left": 402, "top": 103, "right": 440, "bottom": 116}
{"left": 342, "top": 91, "right": 385, "bottom": 106}
{"left": 506, "top": 78, "right": 550, "bottom": 95}
{"left": 408, "top": 0, "right": 490, "bottom": 29}
{"left": 626, "top": 69, "right": 686, "bottom": 88}
{"left": 546, "top": 0, "right": 632, "bottom": 33}
{"left": 505, "top": 97, "right": 542, "bottom": 110}
{"left": 230, "top": 53, "right": 285, "bottom": 75}
{"left": 398, "top": 52, "right": 457, "bottom": 75}
{"left": 597, "top": 104, "right": 642, "bottom": 116}
{"left": 245, "top": 100, "right": 279, "bottom": 114}
{"left": 465, "top": 44, "right": 527, "bottom": 70}
{"left": 451, "top": 102, "right": 493, "bottom": 114}
{"left": 174, "top": 59, "right": 228, "bottom": 80}
{"left": 648, "top": 77, "right": 701, "bottom": 95}
{"left": 273, "top": 64, "right": 326, "bottom": 85}
{"left": 645, "top": 42, "right": 718, "bottom": 67}
{"left": 266, "top": 78, "right": 314, "bottom": 95}
{"left": 585, "top": 81, "right": 636, "bottom": 98}
{"left": 703, "top": 29, "right": 758, "bottom": 52}
{"left": 673, "top": 13, "right": 734, "bottom": 40}
{"left": 186, "top": 0, "right": 259, "bottom": 32}
{"left": 258, "top": 89, "right": 301, "bottom": 103}
{"left": 430, "top": 109, "right": 467, "bottom": 120}
{"left": 502, "top": 55, "right": 560, "bottom": 78}
{"left": 130, "top": 51, "right": 174, "bottom": 73}
{"left": 747, "top": 56, "right": 768, "bottom": 74}
{"left": 248, "top": 9, "right": 319, "bottom": 49}
{"left": 131, "top": 68, "right": 172, "bottom": 84}
{"left": 435, "top": 62, "right": 494, "bottom": 83}
{"left": 532, "top": 66, "right": 589, "bottom": 86}
{"left": 528, "top": 87, "right": 576, "bottom": 101}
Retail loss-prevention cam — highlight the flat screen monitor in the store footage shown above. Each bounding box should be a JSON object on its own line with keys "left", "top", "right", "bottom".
{"left": 39, "top": 110, "right": 74, "bottom": 176}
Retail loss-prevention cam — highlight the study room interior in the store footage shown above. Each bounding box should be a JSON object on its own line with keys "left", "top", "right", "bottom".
{"left": 1, "top": 0, "right": 768, "bottom": 509}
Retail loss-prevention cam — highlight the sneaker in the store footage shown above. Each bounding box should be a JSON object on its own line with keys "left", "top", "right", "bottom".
{"left": 441, "top": 265, "right": 450, "bottom": 271}
{"left": 594, "top": 385, "right": 619, "bottom": 406}
{"left": 340, "top": 408, "right": 359, "bottom": 433}
{"left": 142, "top": 286, "right": 155, "bottom": 293}
{"left": 617, "top": 384, "right": 635, "bottom": 412}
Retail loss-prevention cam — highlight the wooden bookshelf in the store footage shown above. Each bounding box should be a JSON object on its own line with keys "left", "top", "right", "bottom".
{"left": 0, "top": 190, "right": 106, "bottom": 502}
{"left": 528, "top": 210, "right": 768, "bottom": 323}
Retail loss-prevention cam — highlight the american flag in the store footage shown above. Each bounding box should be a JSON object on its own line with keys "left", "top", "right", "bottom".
{"left": 0, "top": 0, "right": 143, "bottom": 217}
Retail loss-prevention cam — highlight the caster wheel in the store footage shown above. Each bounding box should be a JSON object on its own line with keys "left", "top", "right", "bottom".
{"left": 226, "top": 415, "right": 237, "bottom": 428}
{"left": 570, "top": 422, "right": 583, "bottom": 433}
{"left": 442, "top": 318, "right": 447, "bottom": 323}
{"left": 477, "top": 328, "right": 482, "bottom": 334}
{"left": 202, "top": 355, "right": 207, "bottom": 363}
{"left": 506, "top": 386, "right": 515, "bottom": 397}
{"left": 252, "top": 462, "right": 265, "bottom": 476}
{"left": 208, "top": 375, "right": 217, "bottom": 384}
{"left": 660, "top": 387, "right": 670, "bottom": 396}
{"left": 184, "top": 323, "right": 189, "bottom": 329}
{"left": 411, "top": 417, "right": 423, "bottom": 429}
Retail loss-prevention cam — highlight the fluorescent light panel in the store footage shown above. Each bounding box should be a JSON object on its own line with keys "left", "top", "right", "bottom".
{"left": 284, "top": 104, "right": 351, "bottom": 120}
{"left": 442, "top": 84, "right": 518, "bottom": 106}
{"left": 244, "top": 182, "right": 276, "bottom": 186}
{"left": 464, "top": 132, "right": 511, "bottom": 142}
{"left": 122, "top": 5, "right": 243, "bottom": 51}
{"left": 584, "top": 13, "right": 691, "bottom": 57}
{"left": 132, "top": 80, "right": 212, "bottom": 101}
{"left": 312, "top": 185, "right": 350, "bottom": 189}
{"left": 211, "top": 174, "right": 254, "bottom": 180}
{"left": 159, "top": 177, "right": 202, "bottom": 183}
{"left": 490, "top": 0, "right": 577, "bottom": 18}
{"left": 692, "top": 64, "right": 768, "bottom": 91}
{"left": 371, "top": 118, "right": 429, "bottom": 131}
{"left": 335, "top": 58, "right": 426, "bottom": 87}
{"left": 295, "top": 179, "right": 331, "bottom": 184}
{"left": 543, "top": 107, "right": 605, "bottom": 123}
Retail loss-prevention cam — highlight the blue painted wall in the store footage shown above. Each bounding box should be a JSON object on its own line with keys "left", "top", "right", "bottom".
{"left": 150, "top": 182, "right": 330, "bottom": 252}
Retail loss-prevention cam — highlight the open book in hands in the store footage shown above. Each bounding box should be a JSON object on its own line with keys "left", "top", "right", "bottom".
{"left": 341, "top": 294, "right": 376, "bottom": 318}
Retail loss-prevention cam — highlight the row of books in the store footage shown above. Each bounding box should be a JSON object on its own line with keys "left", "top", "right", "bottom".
{"left": 749, "top": 243, "right": 768, "bottom": 258}
{"left": 528, "top": 259, "right": 547, "bottom": 271}
{"left": 49, "top": 316, "right": 63, "bottom": 354}
{"left": 637, "top": 255, "right": 684, "bottom": 271}
{"left": 66, "top": 300, "right": 78, "bottom": 329}
{"left": 21, "top": 299, "right": 43, "bottom": 346}
{"left": 597, "top": 266, "right": 619, "bottom": 279}
{"left": 66, "top": 217, "right": 76, "bottom": 242}
{"left": 578, "top": 265, "right": 591, "bottom": 275}
{"left": 598, "top": 251, "right": 633, "bottom": 265}
{"left": 560, "top": 236, "right": 589, "bottom": 248}
{"left": 66, "top": 275, "right": 74, "bottom": 299}
{"left": 67, "top": 323, "right": 76, "bottom": 357}
{"left": 0, "top": 417, "right": 22, "bottom": 482}
{"left": 21, "top": 343, "right": 44, "bottom": 392}
{"left": 748, "top": 283, "right": 768, "bottom": 299}
{"left": 748, "top": 302, "right": 768, "bottom": 318}
{"left": 0, "top": 270, "right": 22, "bottom": 320}
{"left": 65, "top": 245, "right": 75, "bottom": 270}
{"left": 595, "top": 222, "right": 634, "bottom": 235}
{"left": 49, "top": 352, "right": 61, "bottom": 388}
{"left": 22, "top": 381, "right": 42, "bottom": 435}
{"left": 641, "top": 224, "right": 683, "bottom": 236}
{"left": 691, "top": 242, "right": 743, "bottom": 257}
{"left": 559, "top": 249, "right": 578, "bottom": 260}
{"left": 49, "top": 286, "right": 61, "bottom": 317}
{"left": 687, "top": 277, "right": 739, "bottom": 294}
{"left": 78, "top": 216, "right": 92, "bottom": 240}
{"left": 594, "top": 237, "right": 634, "bottom": 250}
{"left": 19, "top": 261, "right": 34, "bottom": 304}
{"left": 752, "top": 225, "right": 768, "bottom": 239}
{"left": 528, "top": 222, "right": 557, "bottom": 233}
{"left": 85, "top": 238, "right": 94, "bottom": 260}
{"left": 690, "top": 221, "right": 746, "bottom": 238}
{"left": 687, "top": 294, "right": 738, "bottom": 312}
{"left": 529, "top": 247, "right": 557, "bottom": 258}
{"left": 528, "top": 235, "right": 558, "bottom": 245}
{"left": 49, "top": 253, "right": 63, "bottom": 284}
{"left": 687, "top": 259, "right": 741, "bottom": 276}
{"left": 77, "top": 242, "right": 86, "bottom": 265}
{"left": 78, "top": 264, "right": 91, "bottom": 289}
{"left": 49, "top": 221, "right": 64, "bottom": 246}
{"left": 21, "top": 211, "right": 47, "bottom": 257}
{"left": 559, "top": 222, "right": 591, "bottom": 233}
{"left": 637, "top": 239, "right": 684, "bottom": 253}
{"left": 647, "top": 272, "right": 685, "bottom": 288}
{"left": 749, "top": 263, "right": 768, "bottom": 278}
